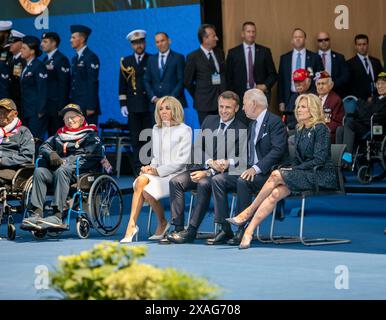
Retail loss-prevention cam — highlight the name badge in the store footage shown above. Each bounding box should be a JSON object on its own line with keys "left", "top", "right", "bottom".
{"left": 13, "top": 64, "right": 22, "bottom": 77}
{"left": 0, "top": 52, "right": 6, "bottom": 61}
{"left": 211, "top": 73, "right": 221, "bottom": 86}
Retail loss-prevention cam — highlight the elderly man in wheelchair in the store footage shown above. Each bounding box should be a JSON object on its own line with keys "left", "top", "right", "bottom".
{"left": 336, "top": 72, "right": 386, "bottom": 180}
{"left": 0, "top": 98, "right": 35, "bottom": 239}
{"left": 21, "top": 104, "right": 103, "bottom": 232}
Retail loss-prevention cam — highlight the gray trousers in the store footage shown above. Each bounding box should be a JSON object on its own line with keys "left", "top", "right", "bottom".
{"left": 30, "top": 166, "right": 74, "bottom": 212}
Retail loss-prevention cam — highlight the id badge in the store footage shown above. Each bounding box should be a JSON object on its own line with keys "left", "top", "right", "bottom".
{"left": 0, "top": 52, "right": 6, "bottom": 61}
{"left": 211, "top": 73, "right": 221, "bottom": 85}
{"left": 13, "top": 64, "right": 22, "bottom": 77}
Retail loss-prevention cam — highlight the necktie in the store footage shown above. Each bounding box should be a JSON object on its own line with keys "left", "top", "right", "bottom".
{"left": 248, "top": 46, "right": 254, "bottom": 89}
{"left": 296, "top": 52, "right": 302, "bottom": 69}
{"left": 21, "top": 66, "right": 28, "bottom": 79}
{"left": 321, "top": 53, "right": 326, "bottom": 69}
{"left": 208, "top": 52, "right": 217, "bottom": 73}
{"left": 363, "top": 57, "right": 370, "bottom": 75}
{"left": 160, "top": 54, "right": 165, "bottom": 78}
{"left": 137, "top": 55, "right": 141, "bottom": 64}
{"left": 248, "top": 120, "right": 257, "bottom": 167}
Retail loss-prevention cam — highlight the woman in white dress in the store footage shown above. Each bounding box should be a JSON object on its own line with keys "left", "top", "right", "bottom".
{"left": 120, "top": 96, "right": 192, "bottom": 243}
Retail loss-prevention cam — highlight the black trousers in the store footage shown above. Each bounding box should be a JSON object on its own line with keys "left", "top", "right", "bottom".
{"left": 211, "top": 172, "right": 269, "bottom": 224}
{"left": 169, "top": 171, "right": 212, "bottom": 229}
{"left": 128, "top": 111, "right": 154, "bottom": 173}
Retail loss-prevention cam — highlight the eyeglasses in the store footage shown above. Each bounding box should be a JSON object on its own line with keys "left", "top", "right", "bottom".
{"left": 317, "top": 38, "right": 330, "bottom": 42}
{"left": 64, "top": 115, "right": 81, "bottom": 122}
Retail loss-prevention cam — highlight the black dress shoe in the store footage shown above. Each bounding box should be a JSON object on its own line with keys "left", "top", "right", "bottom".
{"left": 206, "top": 230, "right": 233, "bottom": 245}
{"left": 159, "top": 231, "right": 178, "bottom": 245}
{"left": 227, "top": 228, "right": 245, "bottom": 246}
{"left": 167, "top": 229, "right": 196, "bottom": 244}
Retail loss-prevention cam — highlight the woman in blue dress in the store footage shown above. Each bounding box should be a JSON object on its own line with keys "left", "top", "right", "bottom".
{"left": 227, "top": 93, "right": 338, "bottom": 249}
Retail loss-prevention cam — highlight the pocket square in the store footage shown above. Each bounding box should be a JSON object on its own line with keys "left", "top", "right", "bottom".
{"left": 262, "top": 132, "right": 268, "bottom": 139}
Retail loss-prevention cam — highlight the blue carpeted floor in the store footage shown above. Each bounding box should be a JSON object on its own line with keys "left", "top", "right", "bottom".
{"left": 1, "top": 191, "right": 386, "bottom": 300}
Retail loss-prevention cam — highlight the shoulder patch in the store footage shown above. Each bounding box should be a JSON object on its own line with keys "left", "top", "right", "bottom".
{"left": 61, "top": 67, "right": 70, "bottom": 73}
{"left": 90, "top": 63, "right": 99, "bottom": 70}
{"left": 39, "top": 73, "right": 48, "bottom": 79}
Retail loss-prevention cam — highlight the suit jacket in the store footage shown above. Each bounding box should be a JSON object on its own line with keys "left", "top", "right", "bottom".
{"left": 144, "top": 50, "right": 187, "bottom": 109}
{"left": 70, "top": 47, "right": 101, "bottom": 115}
{"left": 184, "top": 47, "right": 226, "bottom": 112}
{"left": 119, "top": 53, "right": 150, "bottom": 113}
{"left": 44, "top": 50, "right": 70, "bottom": 116}
{"left": 328, "top": 50, "right": 349, "bottom": 97}
{"left": 278, "top": 50, "right": 323, "bottom": 106}
{"left": 190, "top": 114, "right": 247, "bottom": 171}
{"left": 347, "top": 55, "right": 383, "bottom": 100}
{"left": 226, "top": 43, "right": 277, "bottom": 102}
{"left": 20, "top": 58, "right": 47, "bottom": 118}
{"left": 248, "top": 111, "right": 288, "bottom": 175}
{"left": 323, "top": 91, "right": 344, "bottom": 138}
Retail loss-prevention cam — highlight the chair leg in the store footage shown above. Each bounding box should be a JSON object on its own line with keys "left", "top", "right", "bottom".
{"left": 270, "top": 202, "right": 301, "bottom": 245}
{"left": 147, "top": 206, "right": 152, "bottom": 236}
{"left": 116, "top": 139, "right": 122, "bottom": 179}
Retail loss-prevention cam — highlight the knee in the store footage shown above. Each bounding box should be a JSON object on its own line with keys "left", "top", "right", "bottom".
{"left": 197, "top": 177, "right": 211, "bottom": 190}
{"left": 269, "top": 170, "right": 282, "bottom": 182}
{"left": 135, "top": 175, "right": 149, "bottom": 190}
{"left": 211, "top": 174, "right": 224, "bottom": 188}
{"left": 268, "top": 188, "right": 282, "bottom": 203}
{"left": 54, "top": 166, "right": 71, "bottom": 179}
{"left": 33, "top": 167, "right": 46, "bottom": 179}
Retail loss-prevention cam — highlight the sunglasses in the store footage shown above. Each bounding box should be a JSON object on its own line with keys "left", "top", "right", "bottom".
{"left": 318, "top": 38, "right": 330, "bottom": 42}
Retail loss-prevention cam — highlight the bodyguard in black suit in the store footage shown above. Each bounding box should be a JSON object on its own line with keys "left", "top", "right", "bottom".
{"left": 278, "top": 28, "right": 323, "bottom": 113}
{"left": 41, "top": 32, "right": 70, "bottom": 136}
{"left": 316, "top": 31, "right": 349, "bottom": 98}
{"left": 226, "top": 21, "right": 277, "bottom": 125}
{"left": 70, "top": 25, "right": 100, "bottom": 125}
{"left": 166, "top": 91, "right": 247, "bottom": 244}
{"left": 210, "top": 88, "right": 288, "bottom": 245}
{"left": 347, "top": 34, "right": 383, "bottom": 101}
{"left": 20, "top": 36, "right": 48, "bottom": 140}
{"left": 6, "top": 30, "right": 25, "bottom": 120}
{"left": 144, "top": 32, "right": 186, "bottom": 110}
{"left": 184, "top": 24, "right": 226, "bottom": 125}
{"left": 119, "top": 30, "right": 153, "bottom": 174}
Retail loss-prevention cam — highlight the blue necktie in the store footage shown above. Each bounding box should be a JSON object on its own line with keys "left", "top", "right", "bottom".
{"left": 248, "top": 120, "right": 257, "bottom": 167}
{"left": 160, "top": 54, "right": 165, "bottom": 78}
{"left": 296, "top": 52, "right": 302, "bottom": 69}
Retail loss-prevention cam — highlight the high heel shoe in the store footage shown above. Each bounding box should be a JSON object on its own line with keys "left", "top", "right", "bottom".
{"left": 148, "top": 222, "right": 171, "bottom": 240}
{"left": 238, "top": 234, "right": 253, "bottom": 250}
{"left": 120, "top": 225, "right": 139, "bottom": 243}
{"left": 226, "top": 217, "right": 248, "bottom": 227}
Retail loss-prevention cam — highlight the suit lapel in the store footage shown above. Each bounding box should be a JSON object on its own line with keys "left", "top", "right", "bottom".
{"left": 255, "top": 112, "right": 269, "bottom": 143}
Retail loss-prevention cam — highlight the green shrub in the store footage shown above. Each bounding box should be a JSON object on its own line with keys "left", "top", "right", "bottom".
{"left": 50, "top": 241, "right": 221, "bottom": 300}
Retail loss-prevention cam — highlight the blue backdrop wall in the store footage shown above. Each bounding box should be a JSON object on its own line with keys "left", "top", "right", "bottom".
{"left": 11, "top": 4, "right": 201, "bottom": 129}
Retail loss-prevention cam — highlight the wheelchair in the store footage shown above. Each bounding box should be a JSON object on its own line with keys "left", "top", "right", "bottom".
{"left": 0, "top": 164, "right": 35, "bottom": 240}
{"left": 22, "top": 155, "right": 123, "bottom": 239}
{"left": 352, "top": 113, "right": 386, "bottom": 184}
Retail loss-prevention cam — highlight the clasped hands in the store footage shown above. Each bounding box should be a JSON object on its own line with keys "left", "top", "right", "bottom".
{"left": 140, "top": 165, "right": 159, "bottom": 176}
{"left": 208, "top": 159, "right": 230, "bottom": 173}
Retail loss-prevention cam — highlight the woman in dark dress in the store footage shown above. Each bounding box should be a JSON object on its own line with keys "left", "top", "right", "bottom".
{"left": 227, "top": 93, "right": 338, "bottom": 249}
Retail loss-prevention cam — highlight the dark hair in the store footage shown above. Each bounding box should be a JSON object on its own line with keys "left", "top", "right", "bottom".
{"left": 26, "top": 43, "right": 42, "bottom": 57}
{"left": 78, "top": 32, "right": 88, "bottom": 42}
{"left": 218, "top": 91, "right": 240, "bottom": 106}
{"left": 242, "top": 21, "right": 256, "bottom": 30}
{"left": 355, "top": 34, "right": 369, "bottom": 44}
{"left": 198, "top": 24, "right": 216, "bottom": 44}
{"left": 293, "top": 28, "right": 307, "bottom": 38}
{"left": 155, "top": 32, "right": 169, "bottom": 39}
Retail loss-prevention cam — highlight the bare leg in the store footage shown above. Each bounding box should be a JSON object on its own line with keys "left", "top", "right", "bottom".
{"left": 234, "top": 171, "right": 285, "bottom": 224}
{"left": 123, "top": 175, "right": 149, "bottom": 237}
{"left": 240, "top": 185, "right": 291, "bottom": 249}
{"left": 143, "top": 190, "right": 168, "bottom": 235}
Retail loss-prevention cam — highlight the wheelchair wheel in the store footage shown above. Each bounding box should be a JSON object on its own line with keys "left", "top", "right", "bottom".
{"left": 7, "top": 224, "right": 16, "bottom": 240}
{"left": 31, "top": 229, "right": 47, "bottom": 239}
{"left": 76, "top": 217, "right": 90, "bottom": 239}
{"left": 22, "top": 176, "right": 33, "bottom": 210}
{"left": 357, "top": 165, "right": 372, "bottom": 184}
{"left": 88, "top": 175, "right": 123, "bottom": 236}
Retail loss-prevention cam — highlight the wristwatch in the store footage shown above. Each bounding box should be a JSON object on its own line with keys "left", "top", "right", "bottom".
{"left": 206, "top": 169, "right": 212, "bottom": 177}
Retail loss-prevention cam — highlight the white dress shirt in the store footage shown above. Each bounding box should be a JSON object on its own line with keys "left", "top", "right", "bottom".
{"left": 243, "top": 42, "right": 256, "bottom": 88}
{"left": 158, "top": 49, "right": 170, "bottom": 69}
{"left": 77, "top": 45, "right": 87, "bottom": 59}
{"left": 291, "top": 48, "right": 306, "bottom": 92}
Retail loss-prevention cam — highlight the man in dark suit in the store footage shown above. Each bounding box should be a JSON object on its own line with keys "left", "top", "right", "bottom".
{"left": 278, "top": 28, "right": 323, "bottom": 114}
{"left": 210, "top": 88, "right": 288, "bottom": 246}
{"left": 316, "top": 31, "right": 349, "bottom": 98}
{"left": 184, "top": 24, "right": 226, "bottom": 125}
{"left": 347, "top": 34, "right": 383, "bottom": 101}
{"left": 119, "top": 29, "right": 153, "bottom": 174}
{"left": 316, "top": 71, "right": 344, "bottom": 143}
{"left": 6, "top": 30, "right": 25, "bottom": 120}
{"left": 144, "top": 32, "right": 186, "bottom": 110}
{"left": 165, "top": 91, "right": 247, "bottom": 244}
{"left": 226, "top": 21, "right": 277, "bottom": 125}
{"left": 41, "top": 32, "right": 70, "bottom": 136}
{"left": 70, "top": 25, "right": 100, "bottom": 125}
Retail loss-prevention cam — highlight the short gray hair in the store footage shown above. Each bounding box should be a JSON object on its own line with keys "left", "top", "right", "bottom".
{"left": 244, "top": 89, "right": 268, "bottom": 109}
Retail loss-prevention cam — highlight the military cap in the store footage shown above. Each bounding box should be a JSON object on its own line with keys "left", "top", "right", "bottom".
{"left": 376, "top": 72, "right": 386, "bottom": 81}
{"left": 314, "top": 70, "right": 331, "bottom": 82}
{"left": 41, "top": 32, "right": 60, "bottom": 46}
{"left": 60, "top": 103, "right": 84, "bottom": 117}
{"left": 293, "top": 68, "right": 311, "bottom": 82}
{"left": 70, "top": 25, "right": 92, "bottom": 37}
{"left": 126, "top": 29, "right": 146, "bottom": 42}
{"left": 0, "top": 98, "right": 17, "bottom": 111}
{"left": 0, "top": 21, "right": 12, "bottom": 31}
{"left": 4, "top": 29, "right": 25, "bottom": 47}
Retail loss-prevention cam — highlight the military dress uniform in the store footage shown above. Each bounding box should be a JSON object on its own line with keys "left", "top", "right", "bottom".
{"left": 69, "top": 25, "right": 100, "bottom": 125}
{"left": 119, "top": 29, "right": 153, "bottom": 173}
{"left": 0, "top": 60, "right": 10, "bottom": 99}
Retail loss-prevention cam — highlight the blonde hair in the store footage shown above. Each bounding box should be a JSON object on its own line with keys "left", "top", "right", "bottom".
{"left": 154, "top": 96, "right": 184, "bottom": 128}
{"left": 295, "top": 93, "right": 326, "bottom": 129}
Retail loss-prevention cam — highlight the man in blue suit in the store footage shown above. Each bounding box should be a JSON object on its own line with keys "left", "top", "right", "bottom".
{"left": 209, "top": 88, "right": 288, "bottom": 245}
{"left": 70, "top": 25, "right": 100, "bottom": 125}
{"left": 41, "top": 32, "right": 70, "bottom": 136}
{"left": 144, "top": 32, "right": 186, "bottom": 110}
{"left": 316, "top": 31, "right": 349, "bottom": 98}
{"left": 278, "top": 28, "right": 323, "bottom": 114}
